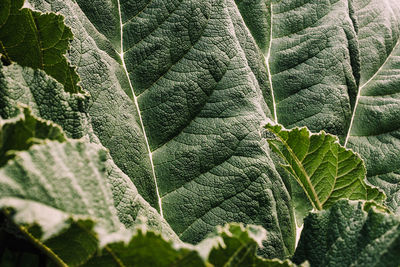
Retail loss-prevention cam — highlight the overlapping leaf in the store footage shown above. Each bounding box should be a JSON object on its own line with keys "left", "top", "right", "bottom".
{"left": 2, "top": 0, "right": 400, "bottom": 265}
{"left": 0, "top": 62, "right": 88, "bottom": 139}
{"left": 1, "top": 200, "right": 294, "bottom": 266}
{"left": 345, "top": 0, "right": 400, "bottom": 213}
{"left": 0, "top": 0, "right": 80, "bottom": 93}
{"left": 0, "top": 106, "right": 65, "bottom": 166}
{"left": 0, "top": 108, "right": 292, "bottom": 265}
{"left": 0, "top": 111, "right": 177, "bottom": 237}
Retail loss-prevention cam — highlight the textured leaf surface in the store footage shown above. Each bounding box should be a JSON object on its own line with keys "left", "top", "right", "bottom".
{"left": 247, "top": 0, "right": 360, "bottom": 136}
{"left": 27, "top": 0, "right": 295, "bottom": 257}
{"left": 239, "top": 0, "right": 400, "bottom": 213}
{"left": 0, "top": 139, "right": 177, "bottom": 240}
{"left": 293, "top": 200, "right": 400, "bottom": 267}
{"left": 1, "top": 200, "right": 200, "bottom": 266}
{"left": 202, "top": 224, "right": 296, "bottom": 267}
{"left": 265, "top": 124, "right": 384, "bottom": 220}
{"left": 0, "top": 0, "right": 80, "bottom": 93}
{"left": 344, "top": 0, "right": 400, "bottom": 213}
{"left": 0, "top": 62, "right": 88, "bottom": 139}
{"left": 26, "top": 0, "right": 168, "bottom": 216}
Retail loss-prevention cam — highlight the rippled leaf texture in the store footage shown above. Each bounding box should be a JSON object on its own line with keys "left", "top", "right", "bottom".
{"left": 344, "top": 0, "right": 400, "bottom": 214}
{"left": 0, "top": 0, "right": 80, "bottom": 93}
{"left": 1, "top": 137, "right": 177, "bottom": 235}
{"left": 265, "top": 124, "right": 384, "bottom": 223}
{"left": 1, "top": 198, "right": 293, "bottom": 267}
{"left": 238, "top": 0, "right": 400, "bottom": 212}
{"left": 26, "top": 0, "right": 295, "bottom": 257}
{"left": 1, "top": 199, "right": 192, "bottom": 267}
{"left": 0, "top": 106, "right": 66, "bottom": 166}
{"left": 0, "top": 107, "right": 179, "bottom": 250}
{"left": 293, "top": 200, "right": 400, "bottom": 267}
{"left": 0, "top": 138, "right": 186, "bottom": 264}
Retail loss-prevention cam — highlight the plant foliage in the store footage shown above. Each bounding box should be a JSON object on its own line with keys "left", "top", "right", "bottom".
{"left": 1, "top": 0, "right": 400, "bottom": 266}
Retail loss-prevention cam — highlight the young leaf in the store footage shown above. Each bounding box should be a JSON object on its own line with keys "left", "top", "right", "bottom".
{"left": 265, "top": 123, "right": 384, "bottom": 213}
{"left": 293, "top": 200, "right": 400, "bottom": 267}
{"left": 0, "top": 0, "right": 81, "bottom": 93}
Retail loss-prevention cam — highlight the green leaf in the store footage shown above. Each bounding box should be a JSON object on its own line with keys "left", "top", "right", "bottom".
{"left": 0, "top": 0, "right": 81, "bottom": 93}
{"left": 1, "top": 200, "right": 200, "bottom": 267}
{"left": 265, "top": 124, "right": 384, "bottom": 218}
{"left": 26, "top": 0, "right": 295, "bottom": 257}
{"left": 0, "top": 106, "right": 66, "bottom": 167}
{"left": 0, "top": 139, "right": 178, "bottom": 240}
{"left": 293, "top": 200, "right": 400, "bottom": 267}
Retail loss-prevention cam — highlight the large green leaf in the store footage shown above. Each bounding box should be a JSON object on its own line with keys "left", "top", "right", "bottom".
{"left": 293, "top": 200, "right": 400, "bottom": 267}
{"left": 239, "top": 0, "right": 360, "bottom": 136}
{"left": 238, "top": 0, "right": 400, "bottom": 213}
{"left": 0, "top": 0, "right": 80, "bottom": 93}
{"left": 344, "top": 0, "right": 400, "bottom": 214}
{"left": 26, "top": 0, "right": 295, "bottom": 257}
{"left": 265, "top": 124, "right": 384, "bottom": 223}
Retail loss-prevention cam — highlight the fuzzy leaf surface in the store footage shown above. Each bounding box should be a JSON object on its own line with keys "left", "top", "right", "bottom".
{"left": 238, "top": 0, "right": 400, "bottom": 213}
{"left": 26, "top": 0, "right": 295, "bottom": 257}
{"left": 0, "top": 106, "right": 66, "bottom": 166}
{"left": 293, "top": 200, "right": 400, "bottom": 267}
{"left": 1, "top": 197, "right": 294, "bottom": 266}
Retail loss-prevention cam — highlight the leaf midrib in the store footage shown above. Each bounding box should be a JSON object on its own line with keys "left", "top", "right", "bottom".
{"left": 116, "top": 0, "right": 163, "bottom": 217}
{"left": 273, "top": 131, "right": 323, "bottom": 210}
{"left": 265, "top": 1, "right": 278, "bottom": 123}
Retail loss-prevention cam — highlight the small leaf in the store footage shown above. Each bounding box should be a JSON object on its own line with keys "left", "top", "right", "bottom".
{"left": 265, "top": 123, "right": 385, "bottom": 213}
